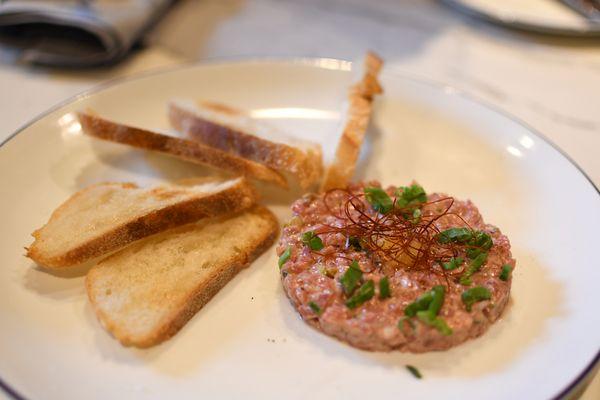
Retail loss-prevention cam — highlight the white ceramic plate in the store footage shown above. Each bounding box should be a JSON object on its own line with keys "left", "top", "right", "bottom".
{"left": 441, "top": 0, "right": 600, "bottom": 36}
{"left": 0, "top": 59, "right": 598, "bottom": 400}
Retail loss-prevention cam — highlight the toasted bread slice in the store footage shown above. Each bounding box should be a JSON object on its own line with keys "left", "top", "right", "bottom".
{"left": 320, "top": 52, "right": 384, "bottom": 191}
{"left": 168, "top": 100, "right": 323, "bottom": 189}
{"left": 27, "top": 177, "right": 256, "bottom": 269}
{"left": 78, "top": 112, "right": 287, "bottom": 188}
{"left": 86, "top": 205, "right": 278, "bottom": 348}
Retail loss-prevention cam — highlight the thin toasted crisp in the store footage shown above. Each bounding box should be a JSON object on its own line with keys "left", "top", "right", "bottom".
{"left": 168, "top": 100, "right": 323, "bottom": 189}
{"left": 27, "top": 177, "right": 256, "bottom": 269}
{"left": 320, "top": 52, "right": 383, "bottom": 191}
{"left": 78, "top": 112, "right": 287, "bottom": 188}
{"left": 86, "top": 206, "right": 278, "bottom": 348}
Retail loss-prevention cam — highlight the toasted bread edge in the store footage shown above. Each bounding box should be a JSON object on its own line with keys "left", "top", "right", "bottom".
{"left": 27, "top": 179, "right": 258, "bottom": 269}
{"left": 85, "top": 205, "right": 279, "bottom": 348}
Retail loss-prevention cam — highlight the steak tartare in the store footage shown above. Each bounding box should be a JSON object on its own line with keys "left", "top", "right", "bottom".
{"left": 277, "top": 182, "right": 515, "bottom": 352}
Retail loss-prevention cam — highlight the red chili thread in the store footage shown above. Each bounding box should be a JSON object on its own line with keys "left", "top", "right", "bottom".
{"left": 314, "top": 187, "right": 476, "bottom": 281}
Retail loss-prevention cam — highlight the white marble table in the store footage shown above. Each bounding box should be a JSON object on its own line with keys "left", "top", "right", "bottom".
{"left": 0, "top": 0, "right": 598, "bottom": 398}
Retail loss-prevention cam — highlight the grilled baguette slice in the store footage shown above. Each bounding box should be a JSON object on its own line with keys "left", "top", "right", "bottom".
{"left": 27, "top": 177, "right": 256, "bottom": 269}
{"left": 168, "top": 100, "right": 323, "bottom": 189}
{"left": 86, "top": 205, "right": 278, "bottom": 348}
{"left": 78, "top": 112, "right": 287, "bottom": 188}
{"left": 320, "top": 51, "right": 384, "bottom": 191}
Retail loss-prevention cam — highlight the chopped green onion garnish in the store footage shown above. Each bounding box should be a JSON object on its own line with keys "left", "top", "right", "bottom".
{"left": 416, "top": 309, "right": 434, "bottom": 321}
{"left": 406, "top": 365, "right": 422, "bottom": 379}
{"left": 364, "top": 187, "right": 393, "bottom": 214}
{"left": 437, "top": 228, "right": 493, "bottom": 260}
{"left": 379, "top": 276, "right": 391, "bottom": 299}
{"left": 340, "top": 260, "right": 362, "bottom": 296}
{"left": 396, "top": 184, "right": 427, "bottom": 209}
{"left": 308, "top": 301, "right": 322, "bottom": 315}
{"left": 460, "top": 252, "right": 488, "bottom": 285}
{"left": 437, "top": 227, "right": 473, "bottom": 244}
{"left": 404, "top": 285, "right": 452, "bottom": 335}
{"left": 404, "top": 285, "right": 446, "bottom": 314}
{"left": 416, "top": 311, "right": 453, "bottom": 336}
{"left": 404, "top": 291, "right": 434, "bottom": 317}
{"left": 345, "top": 280, "right": 375, "bottom": 309}
{"left": 278, "top": 246, "right": 291, "bottom": 269}
{"left": 395, "top": 184, "right": 427, "bottom": 221}
{"left": 428, "top": 285, "right": 445, "bottom": 315}
{"left": 431, "top": 317, "right": 453, "bottom": 336}
{"left": 461, "top": 286, "right": 492, "bottom": 311}
{"left": 404, "top": 285, "right": 445, "bottom": 317}
{"left": 466, "top": 231, "right": 493, "bottom": 258}
{"left": 301, "top": 231, "right": 324, "bottom": 251}
{"left": 499, "top": 264, "right": 512, "bottom": 281}
{"left": 414, "top": 286, "right": 452, "bottom": 335}
{"left": 442, "top": 257, "right": 463, "bottom": 271}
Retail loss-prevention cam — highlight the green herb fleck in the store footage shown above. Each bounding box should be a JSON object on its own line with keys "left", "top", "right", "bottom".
{"left": 466, "top": 231, "right": 493, "bottom": 258}
{"left": 407, "top": 285, "right": 452, "bottom": 336}
{"left": 403, "top": 285, "right": 451, "bottom": 336}
{"left": 308, "top": 301, "right": 322, "bottom": 315}
{"left": 301, "top": 231, "right": 324, "bottom": 251}
{"left": 460, "top": 252, "right": 488, "bottom": 285}
{"left": 416, "top": 309, "right": 434, "bottom": 322}
{"left": 340, "top": 261, "right": 363, "bottom": 296}
{"left": 396, "top": 184, "right": 427, "bottom": 209}
{"left": 428, "top": 285, "right": 445, "bottom": 315}
{"left": 499, "top": 264, "right": 512, "bottom": 281}
{"left": 379, "top": 276, "right": 391, "bottom": 299}
{"left": 442, "top": 257, "right": 464, "bottom": 271}
{"left": 437, "top": 227, "right": 473, "bottom": 244}
{"left": 395, "top": 184, "right": 427, "bottom": 221}
{"left": 406, "top": 365, "right": 422, "bottom": 379}
{"left": 416, "top": 310, "right": 453, "bottom": 336}
{"left": 430, "top": 316, "right": 453, "bottom": 336}
{"left": 364, "top": 187, "right": 393, "bottom": 214}
{"left": 346, "top": 280, "right": 375, "bottom": 309}
{"left": 278, "top": 246, "right": 291, "bottom": 269}
{"left": 461, "top": 286, "right": 492, "bottom": 311}
{"left": 404, "top": 291, "right": 434, "bottom": 317}
{"left": 404, "top": 285, "right": 445, "bottom": 317}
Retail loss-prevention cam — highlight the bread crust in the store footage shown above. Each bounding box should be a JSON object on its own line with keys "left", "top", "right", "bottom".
{"left": 85, "top": 206, "right": 279, "bottom": 348}
{"left": 27, "top": 179, "right": 258, "bottom": 269}
{"left": 168, "top": 101, "right": 323, "bottom": 189}
{"left": 78, "top": 112, "right": 287, "bottom": 188}
{"left": 320, "top": 51, "right": 384, "bottom": 191}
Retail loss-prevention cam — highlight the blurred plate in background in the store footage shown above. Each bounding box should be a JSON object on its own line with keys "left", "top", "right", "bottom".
{"left": 442, "top": 0, "right": 600, "bottom": 36}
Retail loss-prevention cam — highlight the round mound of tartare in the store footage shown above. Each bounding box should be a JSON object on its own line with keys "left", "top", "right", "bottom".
{"left": 277, "top": 182, "right": 515, "bottom": 352}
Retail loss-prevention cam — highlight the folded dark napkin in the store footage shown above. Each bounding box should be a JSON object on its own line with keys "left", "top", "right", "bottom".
{"left": 0, "top": 0, "right": 172, "bottom": 67}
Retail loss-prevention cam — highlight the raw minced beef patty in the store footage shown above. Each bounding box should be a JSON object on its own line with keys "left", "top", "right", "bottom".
{"left": 277, "top": 181, "right": 515, "bottom": 352}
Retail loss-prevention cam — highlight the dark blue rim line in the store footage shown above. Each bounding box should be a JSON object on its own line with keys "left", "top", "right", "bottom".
{"left": 0, "top": 57, "right": 598, "bottom": 400}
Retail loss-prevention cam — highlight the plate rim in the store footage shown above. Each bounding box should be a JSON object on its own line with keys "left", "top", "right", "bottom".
{"left": 0, "top": 56, "right": 598, "bottom": 400}
{"left": 440, "top": 0, "right": 600, "bottom": 37}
